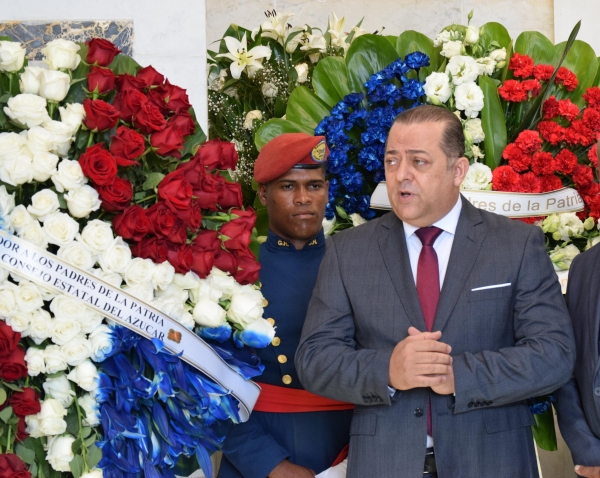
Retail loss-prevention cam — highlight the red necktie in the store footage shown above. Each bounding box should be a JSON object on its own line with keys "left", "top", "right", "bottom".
{"left": 415, "top": 226, "right": 443, "bottom": 437}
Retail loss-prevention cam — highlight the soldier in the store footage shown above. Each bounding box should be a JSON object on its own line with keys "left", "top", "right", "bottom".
{"left": 218, "top": 133, "right": 353, "bottom": 478}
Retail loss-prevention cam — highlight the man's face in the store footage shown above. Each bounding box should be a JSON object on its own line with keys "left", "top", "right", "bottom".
{"left": 384, "top": 121, "right": 469, "bottom": 227}
{"left": 258, "top": 168, "right": 329, "bottom": 246}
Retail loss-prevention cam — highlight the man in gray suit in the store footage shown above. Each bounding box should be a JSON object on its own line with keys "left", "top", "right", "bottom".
{"left": 555, "top": 146, "right": 600, "bottom": 478}
{"left": 296, "top": 105, "right": 575, "bottom": 477}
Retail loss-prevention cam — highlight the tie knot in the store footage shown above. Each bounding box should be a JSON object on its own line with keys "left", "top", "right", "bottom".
{"left": 415, "top": 226, "right": 443, "bottom": 247}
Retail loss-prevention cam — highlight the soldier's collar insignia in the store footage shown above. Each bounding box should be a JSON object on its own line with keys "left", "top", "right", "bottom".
{"left": 308, "top": 238, "right": 318, "bottom": 246}
{"left": 277, "top": 239, "right": 289, "bottom": 247}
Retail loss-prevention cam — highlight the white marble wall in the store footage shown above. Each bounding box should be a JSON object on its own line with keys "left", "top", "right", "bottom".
{"left": 555, "top": 0, "right": 600, "bottom": 54}
{"left": 0, "top": 0, "right": 208, "bottom": 133}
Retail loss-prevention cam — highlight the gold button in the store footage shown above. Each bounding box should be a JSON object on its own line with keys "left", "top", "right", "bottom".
{"left": 272, "top": 337, "right": 281, "bottom": 346}
{"left": 278, "top": 355, "right": 287, "bottom": 364}
{"left": 282, "top": 375, "right": 292, "bottom": 385}
{"left": 267, "top": 318, "right": 275, "bottom": 326}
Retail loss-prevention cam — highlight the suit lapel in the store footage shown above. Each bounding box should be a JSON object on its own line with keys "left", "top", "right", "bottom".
{"left": 433, "top": 197, "right": 485, "bottom": 332}
{"left": 378, "top": 212, "right": 426, "bottom": 330}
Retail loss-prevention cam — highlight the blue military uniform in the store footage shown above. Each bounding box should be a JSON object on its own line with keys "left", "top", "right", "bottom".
{"left": 218, "top": 229, "right": 353, "bottom": 478}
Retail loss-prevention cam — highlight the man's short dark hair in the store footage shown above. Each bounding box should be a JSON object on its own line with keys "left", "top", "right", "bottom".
{"left": 390, "top": 105, "right": 465, "bottom": 166}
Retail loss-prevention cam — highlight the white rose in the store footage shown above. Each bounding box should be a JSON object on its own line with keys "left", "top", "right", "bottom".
{"left": 61, "top": 334, "right": 93, "bottom": 366}
{"left": 16, "top": 280, "right": 44, "bottom": 313}
{"left": 227, "top": 285, "right": 265, "bottom": 327}
{"left": 46, "top": 435, "right": 75, "bottom": 472}
{"left": 0, "top": 185, "right": 16, "bottom": 215}
{"left": 122, "top": 283, "right": 154, "bottom": 302}
{"left": 9, "top": 205, "right": 33, "bottom": 233}
{"left": 124, "top": 257, "right": 156, "bottom": 286}
{"left": 556, "top": 212, "right": 585, "bottom": 241}
{"left": 489, "top": 47, "right": 507, "bottom": 62}
{"left": 44, "top": 119, "right": 74, "bottom": 157}
{"left": 38, "top": 398, "right": 68, "bottom": 436}
{"left": 79, "top": 393, "right": 101, "bottom": 427}
{"left": 80, "top": 469, "right": 103, "bottom": 478}
{"left": 423, "top": 72, "right": 452, "bottom": 105}
{"left": 27, "top": 189, "right": 60, "bottom": 221}
{"left": 550, "top": 244, "right": 581, "bottom": 271}
{"left": 43, "top": 374, "right": 75, "bottom": 408}
{"left": 173, "top": 271, "right": 201, "bottom": 290}
{"left": 42, "top": 39, "right": 81, "bottom": 70}
{"left": 189, "top": 279, "right": 222, "bottom": 304}
{"left": 0, "top": 131, "right": 28, "bottom": 162}
{"left": 454, "top": 82, "right": 484, "bottom": 118}
{"left": 50, "top": 296, "right": 87, "bottom": 322}
{"left": 464, "top": 118, "right": 485, "bottom": 143}
{"left": 79, "top": 310, "right": 104, "bottom": 335}
{"left": 6, "top": 310, "right": 32, "bottom": 335}
{"left": 43, "top": 211, "right": 79, "bottom": 247}
{"left": 4, "top": 93, "right": 50, "bottom": 128}
{"left": 262, "top": 82, "right": 278, "bottom": 98}
{"left": 88, "top": 324, "right": 114, "bottom": 362}
{"left": 441, "top": 40, "right": 463, "bottom": 59}
{"left": 350, "top": 213, "right": 367, "bottom": 227}
{"left": 243, "top": 110, "right": 263, "bottom": 130}
{"left": 57, "top": 240, "right": 96, "bottom": 271}
{"left": 465, "top": 25, "right": 480, "bottom": 45}
{"left": 153, "top": 295, "right": 185, "bottom": 320}
{"left": 26, "top": 125, "right": 53, "bottom": 154}
{"left": 208, "top": 267, "right": 238, "bottom": 300}
{"left": 25, "top": 414, "right": 44, "bottom": 438}
{"left": 67, "top": 359, "right": 99, "bottom": 391}
{"left": 322, "top": 216, "right": 336, "bottom": 237}
{"left": 44, "top": 344, "right": 68, "bottom": 374}
{"left": 152, "top": 261, "right": 175, "bottom": 291}
{"left": 98, "top": 237, "right": 131, "bottom": 273}
{"left": 19, "top": 66, "right": 44, "bottom": 95}
{"left": 18, "top": 220, "right": 48, "bottom": 249}
{"left": 32, "top": 151, "right": 60, "bottom": 182}
{"left": 51, "top": 159, "right": 87, "bottom": 192}
{"left": 59, "top": 103, "right": 86, "bottom": 133}
{"left": 0, "top": 268, "right": 7, "bottom": 284}
{"left": 0, "top": 282, "right": 18, "bottom": 319}
{"left": 25, "top": 346, "right": 46, "bottom": 376}
{"left": 0, "top": 155, "right": 34, "bottom": 186}
{"left": 155, "top": 283, "right": 188, "bottom": 302}
{"left": 64, "top": 185, "right": 101, "bottom": 219}
{"left": 38, "top": 69, "right": 71, "bottom": 102}
{"left": 91, "top": 267, "right": 122, "bottom": 288}
{"left": 179, "top": 310, "right": 195, "bottom": 329}
{"left": 52, "top": 318, "right": 82, "bottom": 346}
{"left": 476, "top": 57, "right": 496, "bottom": 76}
{"left": 295, "top": 63, "right": 309, "bottom": 83}
{"left": 0, "top": 41, "right": 25, "bottom": 72}
{"left": 461, "top": 162, "right": 492, "bottom": 190}
{"left": 433, "top": 30, "right": 452, "bottom": 47}
{"left": 193, "top": 298, "right": 227, "bottom": 327}
{"left": 28, "top": 309, "right": 53, "bottom": 344}
{"left": 446, "top": 55, "right": 479, "bottom": 85}
{"left": 79, "top": 219, "right": 114, "bottom": 254}
{"left": 587, "top": 235, "right": 600, "bottom": 250}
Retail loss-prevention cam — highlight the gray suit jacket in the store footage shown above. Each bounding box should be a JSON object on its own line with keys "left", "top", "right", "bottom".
{"left": 296, "top": 197, "right": 575, "bottom": 478}
{"left": 555, "top": 243, "right": 600, "bottom": 466}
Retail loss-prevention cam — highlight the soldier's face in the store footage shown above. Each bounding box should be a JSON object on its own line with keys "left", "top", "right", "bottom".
{"left": 259, "top": 168, "right": 329, "bottom": 247}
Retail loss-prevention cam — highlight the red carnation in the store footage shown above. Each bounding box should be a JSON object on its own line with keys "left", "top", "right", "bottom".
{"left": 150, "top": 125, "right": 185, "bottom": 158}
{"left": 133, "top": 101, "right": 167, "bottom": 135}
{"left": 86, "top": 38, "right": 121, "bottom": 67}
{"left": 515, "top": 130, "right": 543, "bottom": 154}
{"left": 79, "top": 143, "right": 118, "bottom": 186}
{"left": 565, "top": 120, "right": 595, "bottom": 147}
{"left": 87, "top": 66, "right": 116, "bottom": 94}
{"left": 518, "top": 172, "right": 542, "bottom": 193}
{"left": 583, "top": 87, "right": 600, "bottom": 110}
{"left": 531, "top": 151, "right": 556, "bottom": 176}
{"left": 116, "top": 74, "right": 146, "bottom": 92}
{"left": 0, "top": 454, "right": 32, "bottom": 478}
{"left": 168, "top": 111, "right": 196, "bottom": 137}
{"left": 158, "top": 170, "right": 193, "bottom": 210}
{"left": 573, "top": 164, "right": 595, "bottom": 188}
{"left": 537, "top": 121, "right": 564, "bottom": 145}
{"left": 588, "top": 144, "right": 599, "bottom": 168}
{"left": 197, "top": 139, "right": 238, "bottom": 170}
{"left": 492, "top": 165, "right": 521, "bottom": 192}
{"left": 533, "top": 64, "right": 554, "bottom": 82}
{"left": 113, "top": 205, "right": 153, "bottom": 241}
{"left": 0, "top": 346, "right": 28, "bottom": 382}
{"left": 583, "top": 108, "right": 600, "bottom": 132}
{"left": 557, "top": 99, "right": 580, "bottom": 121}
{"left": 555, "top": 67, "right": 578, "bottom": 91}
{"left": 555, "top": 149, "right": 579, "bottom": 175}
{"left": 498, "top": 80, "right": 528, "bottom": 103}
{"left": 218, "top": 181, "right": 243, "bottom": 209}
{"left": 233, "top": 249, "right": 261, "bottom": 285}
{"left": 509, "top": 53, "right": 534, "bottom": 78}
{"left": 542, "top": 96, "right": 560, "bottom": 119}
{"left": 113, "top": 88, "right": 148, "bottom": 122}
{"left": 539, "top": 174, "right": 564, "bottom": 192}
{"left": 9, "top": 387, "right": 41, "bottom": 417}
{"left": 83, "top": 98, "right": 119, "bottom": 132}
{"left": 136, "top": 65, "right": 165, "bottom": 88}
{"left": 0, "top": 321, "right": 20, "bottom": 358}
{"left": 97, "top": 176, "right": 133, "bottom": 213}
{"left": 110, "top": 126, "right": 145, "bottom": 166}
{"left": 522, "top": 79, "right": 541, "bottom": 97}
{"left": 503, "top": 143, "right": 531, "bottom": 172}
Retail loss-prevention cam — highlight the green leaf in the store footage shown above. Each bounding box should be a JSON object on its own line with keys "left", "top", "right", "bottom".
{"left": 85, "top": 443, "right": 100, "bottom": 468}
{"left": 479, "top": 22, "right": 512, "bottom": 51}
{"left": 108, "top": 54, "right": 141, "bottom": 76}
{"left": 553, "top": 39, "right": 598, "bottom": 106}
{"left": 285, "top": 86, "right": 332, "bottom": 130}
{"left": 71, "top": 437, "right": 82, "bottom": 455}
{"left": 84, "top": 433, "right": 97, "bottom": 448}
{"left": 69, "top": 454, "right": 85, "bottom": 478}
{"left": 65, "top": 408, "right": 80, "bottom": 436}
{"left": 0, "top": 405, "right": 12, "bottom": 423}
{"left": 531, "top": 407, "right": 558, "bottom": 451}
{"left": 1, "top": 381, "right": 23, "bottom": 392}
{"left": 182, "top": 113, "right": 207, "bottom": 156}
{"left": 514, "top": 31, "right": 556, "bottom": 65}
{"left": 143, "top": 172, "right": 165, "bottom": 191}
{"left": 345, "top": 34, "right": 399, "bottom": 95}
{"left": 81, "top": 426, "right": 92, "bottom": 438}
{"left": 385, "top": 35, "right": 397, "bottom": 47}
{"left": 395, "top": 30, "right": 441, "bottom": 78}
{"left": 312, "top": 56, "right": 351, "bottom": 108}
{"left": 593, "top": 57, "right": 600, "bottom": 87}
{"left": 254, "top": 119, "right": 314, "bottom": 151}
{"left": 0, "top": 36, "right": 13, "bottom": 42}
{"left": 15, "top": 442, "right": 36, "bottom": 465}
{"left": 0, "top": 387, "right": 6, "bottom": 406}
{"left": 479, "top": 76, "right": 507, "bottom": 169}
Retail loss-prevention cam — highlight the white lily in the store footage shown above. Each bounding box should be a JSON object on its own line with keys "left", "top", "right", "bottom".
{"left": 258, "top": 11, "right": 296, "bottom": 43}
{"left": 300, "top": 32, "right": 327, "bottom": 63}
{"left": 216, "top": 34, "right": 272, "bottom": 79}
{"left": 328, "top": 12, "right": 347, "bottom": 49}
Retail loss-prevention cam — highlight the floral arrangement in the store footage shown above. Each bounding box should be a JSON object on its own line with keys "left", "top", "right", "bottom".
{"left": 0, "top": 36, "right": 273, "bottom": 477}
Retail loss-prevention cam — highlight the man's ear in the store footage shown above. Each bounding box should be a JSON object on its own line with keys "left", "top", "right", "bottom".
{"left": 257, "top": 182, "right": 268, "bottom": 206}
{"left": 453, "top": 156, "right": 470, "bottom": 187}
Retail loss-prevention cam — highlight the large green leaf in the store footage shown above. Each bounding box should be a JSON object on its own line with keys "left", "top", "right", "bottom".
{"left": 553, "top": 40, "right": 598, "bottom": 106}
{"left": 285, "top": 86, "right": 332, "bottom": 129}
{"left": 514, "top": 31, "right": 556, "bottom": 65}
{"left": 479, "top": 76, "right": 507, "bottom": 169}
{"left": 254, "top": 119, "right": 314, "bottom": 150}
{"left": 345, "top": 34, "right": 399, "bottom": 95}
{"left": 593, "top": 57, "right": 600, "bottom": 87}
{"left": 395, "top": 30, "right": 440, "bottom": 78}
{"left": 479, "top": 22, "right": 512, "bottom": 52}
{"left": 312, "top": 56, "right": 351, "bottom": 107}
{"left": 531, "top": 408, "right": 557, "bottom": 452}
{"left": 108, "top": 53, "right": 141, "bottom": 76}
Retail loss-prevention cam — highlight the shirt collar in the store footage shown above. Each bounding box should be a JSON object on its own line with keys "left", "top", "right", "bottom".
{"left": 265, "top": 229, "right": 325, "bottom": 252}
{"left": 403, "top": 196, "right": 463, "bottom": 240}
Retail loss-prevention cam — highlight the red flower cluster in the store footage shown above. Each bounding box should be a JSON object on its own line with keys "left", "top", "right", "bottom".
{"left": 0, "top": 454, "right": 32, "bottom": 478}
{"left": 0, "top": 322, "right": 27, "bottom": 382}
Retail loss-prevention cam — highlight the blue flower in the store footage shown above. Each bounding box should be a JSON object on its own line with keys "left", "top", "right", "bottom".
{"left": 374, "top": 169, "right": 386, "bottom": 184}
{"left": 358, "top": 146, "right": 383, "bottom": 172}
{"left": 405, "top": 51, "right": 430, "bottom": 70}
{"left": 198, "top": 323, "right": 232, "bottom": 343}
{"left": 342, "top": 195, "right": 358, "bottom": 214}
{"left": 343, "top": 92, "right": 364, "bottom": 108}
{"left": 401, "top": 79, "right": 425, "bottom": 100}
{"left": 325, "top": 202, "right": 336, "bottom": 220}
{"left": 327, "top": 147, "right": 349, "bottom": 175}
{"left": 339, "top": 165, "right": 363, "bottom": 193}
{"left": 328, "top": 177, "right": 340, "bottom": 202}
{"left": 233, "top": 319, "right": 275, "bottom": 349}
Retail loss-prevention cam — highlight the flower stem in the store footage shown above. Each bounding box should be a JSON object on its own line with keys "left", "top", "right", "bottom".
{"left": 48, "top": 101, "right": 56, "bottom": 120}
{"left": 87, "top": 131, "right": 95, "bottom": 149}
{"left": 6, "top": 424, "right": 12, "bottom": 453}
{"left": 72, "top": 385, "right": 90, "bottom": 473}
{"left": 136, "top": 194, "right": 156, "bottom": 204}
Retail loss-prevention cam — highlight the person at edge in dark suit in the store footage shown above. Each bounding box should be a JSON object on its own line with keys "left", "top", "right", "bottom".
{"left": 217, "top": 133, "right": 354, "bottom": 478}
{"left": 555, "top": 140, "right": 600, "bottom": 478}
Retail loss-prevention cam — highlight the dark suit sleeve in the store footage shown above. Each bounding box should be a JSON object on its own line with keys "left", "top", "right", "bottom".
{"left": 296, "top": 238, "right": 394, "bottom": 406}
{"left": 452, "top": 226, "right": 575, "bottom": 413}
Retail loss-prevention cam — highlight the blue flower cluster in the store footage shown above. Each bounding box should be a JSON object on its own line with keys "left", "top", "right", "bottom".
{"left": 528, "top": 394, "right": 556, "bottom": 415}
{"left": 315, "top": 52, "right": 429, "bottom": 220}
{"left": 97, "top": 326, "right": 240, "bottom": 478}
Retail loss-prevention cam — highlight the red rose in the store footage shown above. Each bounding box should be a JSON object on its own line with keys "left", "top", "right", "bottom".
{"left": 498, "top": 80, "right": 527, "bottom": 103}
{"left": 175, "top": 200, "right": 202, "bottom": 230}
{"left": 177, "top": 156, "right": 204, "bottom": 188}
{"left": 109, "top": 126, "right": 145, "bottom": 166}
{"left": 83, "top": 98, "right": 120, "bottom": 132}
{"left": 87, "top": 66, "right": 116, "bottom": 94}
{"left": 518, "top": 172, "right": 542, "bottom": 193}
{"left": 502, "top": 143, "right": 530, "bottom": 172}
{"left": 150, "top": 125, "right": 184, "bottom": 158}
{"left": 218, "top": 182, "right": 243, "bottom": 209}
{"left": 97, "top": 176, "right": 133, "bottom": 213}
{"left": 522, "top": 79, "right": 541, "bottom": 97}
{"left": 508, "top": 53, "right": 534, "bottom": 78}
{"left": 133, "top": 101, "right": 167, "bottom": 135}
{"left": 588, "top": 144, "right": 598, "bottom": 168}
{"left": 189, "top": 249, "right": 214, "bottom": 278}
{"left": 198, "top": 139, "right": 238, "bottom": 170}
{"left": 0, "top": 346, "right": 28, "bottom": 382}
{"left": 158, "top": 171, "right": 193, "bottom": 210}
{"left": 136, "top": 65, "right": 165, "bottom": 88}
{"left": 191, "top": 230, "right": 220, "bottom": 252}
{"left": 233, "top": 249, "right": 261, "bottom": 285}
{"left": 0, "top": 454, "right": 32, "bottom": 478}
{"left": 555, "top": 149, "right": 579, "bottom": 175}
{"left": 16, "top": 416, "right": 27, "bottom": 442}
{"left": 221, "top": 219, "right": 252, "bottom": 251}
{"left": 116, "top": 74, "right": 146, "bottom": 92}
{"left": 132, "top": 236, "right": 169, "bottom": 264}
{"left": 193, "top": 172, "right": 223, "bottom": 211}
{"left": 539, "top": 174, "right": 564, "bottom": 192}
{"left": 229, "top": 208, "right": 256, "bottom": 230}
{"left": 492, "top": 165, "right": 520, "bottom": 192}
{"left": 557, "top": 99, "right": 580, "bottom": 121}
{"left": 0, "top": 321, "right": 20, "bottom": 358}
{"left": 146, "top": 202, "right": 176, "bottom": 236}
{"left": 168, "top": 111, "right": 195, "bottom": 137}
{"left": 542, "top": 96, "right": 560, "bottom": 119}
{"left": 555, "top": 67, "right": 578, "bottom": 92}
{"left": 113, "top": 88, "right": 148, "bottom": 122}
{"left": 583, "top": 108, "right": 600, "bottom": 132}
{"left": 537, "top": 121, "right": 564, "bottom": 145}
{"left": 515, "top": 130, "right": 543, "bottom": 154}
{"left": 573, "top": 165, "right": 595, "bottom": 188}
{"left": 148, "top": 81, "right": 191, "bottom": 114}
{"left": 79, "top": 144, "right": 118, "bottom": 186}
{"left": 533, "top": 64, "right": 554, "bottom": 82}
{"left": 166, "top": 243, "right": 194, "bottom": 274}
{"left": 9, "top": 387, "right": 41, "bottom": 417}
{"left": 113, "top": 205, "right": 153, "bottom": 241}
{"left": 86, "top": 38, "right": 121, "bottom": 67}
{"left": 531, "top": 152, "right": 556, "bottom": 176}
{"left": 213, "top": 249, "right": 238, "bottom": 275}
{"left": 583, "top": 87, "right": 600, "bottom": 110}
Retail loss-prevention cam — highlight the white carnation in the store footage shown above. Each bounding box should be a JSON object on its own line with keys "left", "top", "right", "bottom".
{"left": 454, "top": 82, "right": 484, "bottom": 118}
{"left": 461, "top": 162, "right": 492, "bottom": 190}
{"left": 446, "top": 55, "right": 479, "bottom": 85}
{"left": 440, "top": 40, "right": 463, "bottom": 59}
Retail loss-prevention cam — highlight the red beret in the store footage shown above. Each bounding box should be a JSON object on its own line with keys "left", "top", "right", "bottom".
{"left": 254, "top": 133, "right": 328, "bottom": 183}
